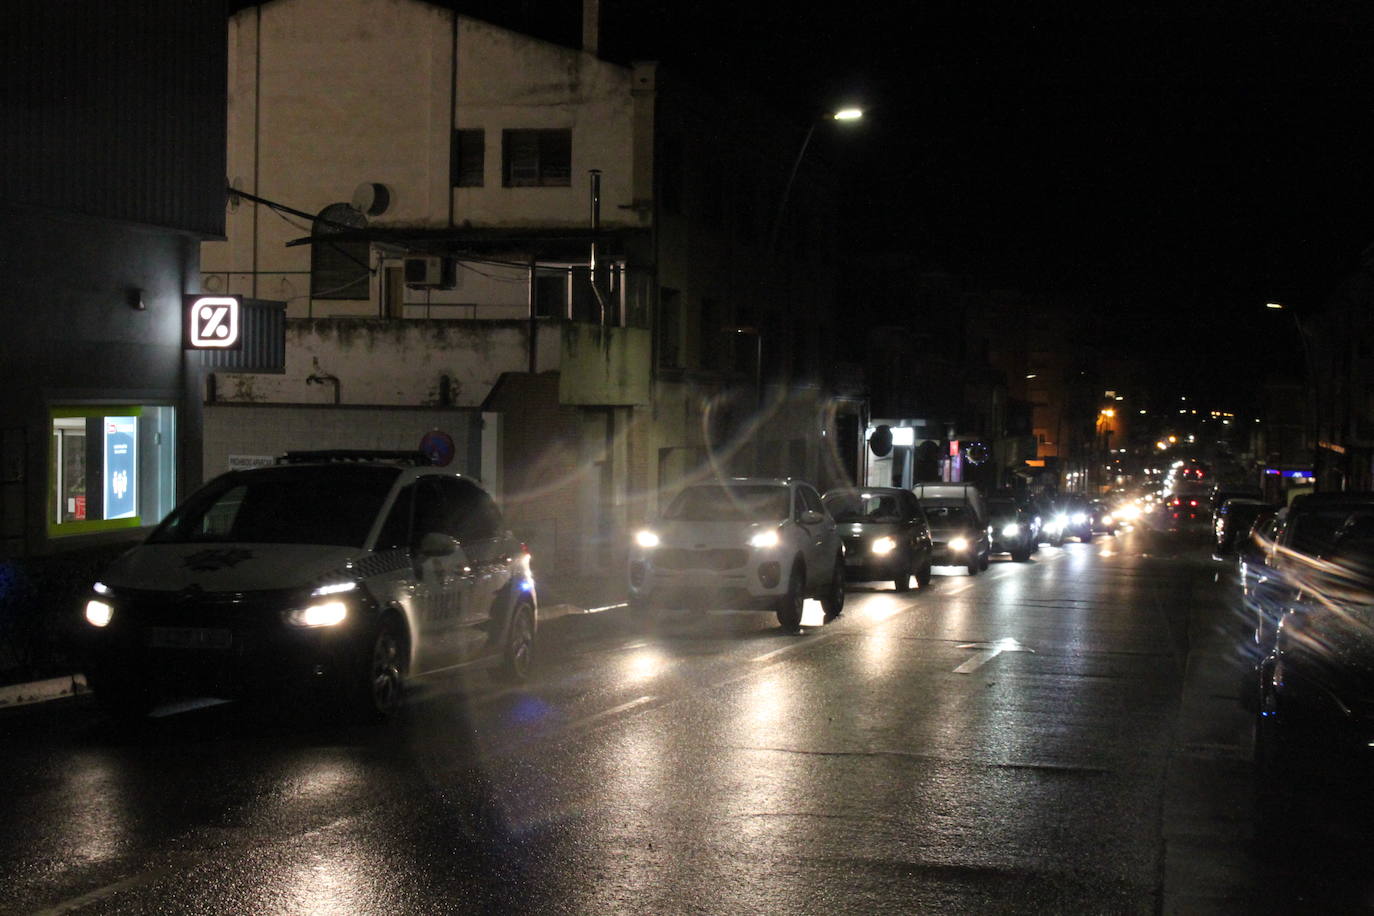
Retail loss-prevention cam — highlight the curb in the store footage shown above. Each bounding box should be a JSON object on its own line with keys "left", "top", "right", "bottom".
{"left": 0, "top": 673, "right": 89, "bottom": 711}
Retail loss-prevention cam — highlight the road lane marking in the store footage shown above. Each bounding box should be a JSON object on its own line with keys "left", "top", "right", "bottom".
{"left": 953, "top": 637, "right": 1034, "bottom": 673}
{"left": 562, "top": 694, "right": 657, "bottom": 731}
{"left": 35, "top": 855, "right": 198, "bottom": 916}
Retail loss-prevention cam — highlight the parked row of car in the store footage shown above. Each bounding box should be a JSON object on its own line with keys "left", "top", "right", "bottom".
{"left": 1225, "top": 490, "right": 1374, "bottom": 784}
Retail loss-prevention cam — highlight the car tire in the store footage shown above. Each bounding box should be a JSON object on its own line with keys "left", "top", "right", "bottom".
{"left": 88, "top": 668, "right": 156, "bottom": 722}
{"left": 1012, "top": 547, "right": 1031, "bottom": 562}
{"left": 893, "top": 556, "right": 913, "bottom": 592}
{"left": 354, "top": 616, "right": 406, "bottom": 721}
{"left": 1051, "top": 534, "right": 1064, "bottom": 548}
{"left": 629, "top": 594, "right": 656, "bottom": 619}
{"left": 499, "top": 602, "right": 536, "bottom": 683}
{"left": 822, "top": 558, "right": 845, "bottom": 620}
{"left": 979, "top": 551, "right": 990, "bottom": 571}
{"left": 775, "top": 563, "right": 804, "bottom": 631}
{"left": 916, "top": 561, "right": 933, "bottom": 588}
{"left": 966, "top": 557, "right": 979, "bottom": 576}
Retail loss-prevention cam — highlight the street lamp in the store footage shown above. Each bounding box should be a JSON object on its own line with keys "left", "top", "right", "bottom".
{"left": 766, "top": 107, "right": 864, "bottom": 260}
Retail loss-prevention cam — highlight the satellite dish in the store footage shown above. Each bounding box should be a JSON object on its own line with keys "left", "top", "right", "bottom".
{"left": 351, "top": 182, "right": 392, "bottom": 217}
{"left": 869, "top": 425, "right": 894, "bottom": 458}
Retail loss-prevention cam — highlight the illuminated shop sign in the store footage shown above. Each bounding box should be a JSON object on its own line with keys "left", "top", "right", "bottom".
{"left": 184, "top": 295, "right": 242, "bottom": 349}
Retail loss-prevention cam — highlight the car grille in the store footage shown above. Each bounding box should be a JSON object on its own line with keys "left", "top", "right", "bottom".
{"left": 843, "top": 536, "right": 867, "bottom": 555}
{"left": 106, "top": 586, "right": 299, "bottom": 629}
{"left": 655, "top": 548, "right": 749, "bottom": 571}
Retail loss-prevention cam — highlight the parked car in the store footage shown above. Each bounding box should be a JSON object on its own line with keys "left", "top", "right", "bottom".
{"left": 1256, "top": 523, "right": 1374, "bottom": 780}
{"left": 986, "top": 496, "right": 1035, "bottom": 561}
{"left": 823, "top": 487, "right": 934, "bottom": 591}
{"left": 81, "top": 451, "right": 538, "bottom": 721}
{"left": 628, "top": 478, "right": 845, "bottom": 630}
{"left": 1214, "top": 497, "right": 1277, "bottom": 555}
{"left": 913, "top": 483, "right": 991, "bottom": 575}
{"left": 1249, "top": 492, "right": 1374, "bottom": 652}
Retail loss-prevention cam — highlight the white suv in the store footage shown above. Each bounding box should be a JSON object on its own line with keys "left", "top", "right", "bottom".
{"left": 80, "top": 450, "right": 537, "bottom": 721}
{"left": 628, "top": 478, "right": 845, "bottom": 630}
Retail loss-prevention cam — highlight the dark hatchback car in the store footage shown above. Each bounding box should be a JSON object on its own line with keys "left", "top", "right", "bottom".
{"left": 80, "top": 452, "right": 537, "bottom": 721}
{"left": 1256, "top": 521, "right": 1374, "bottom": 782}
{"left": 986, "top": 497, "right": 1035, "bottom": 561}
{"left": 1213, "top": 497, "right": 1277, "bottom": 556}
{"left": 823, "top": 487, "right": 934, "bottom": 591}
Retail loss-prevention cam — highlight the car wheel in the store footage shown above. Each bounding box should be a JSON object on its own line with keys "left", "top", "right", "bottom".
{"left": 1012, "top": 547, "right": 1031, "bottom": 562}
{"left": 1051, "top": 534, "right": 1064, "bottom": 548}
{"left": 893, "top": 555, "right": 913, "bottom": 592}
{"left": 355, "top": 617, "right": 405, "bottom": 721}
{"left": 775, "top": 563, "right": 804, "bottom": 631}
{"left": 629, "top": 594, "right": 657, "bottom": 619}
{"left": 916, "top": 561, "right": 933, "bottom": 588}
{"left": 822, "top": 558, "right": 845, "bottom": 620}
{"left": 88, "top": 668, "right": 156, "bottom": 722}
{"left": 979, "top": 551, "right": 990, "bottom": 571}
{"left": 966, "top": 557, "right": 979, "bottom": 576}
{"left": 499, "top": 603, "right": 536, "bottom": 682}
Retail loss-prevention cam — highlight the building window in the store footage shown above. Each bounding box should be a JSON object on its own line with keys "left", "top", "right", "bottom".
{"left": 502, "top": 129, "right": 571, "bottom": 187}
{"left": 49, "top": 405, "right": 176, "bottom": 537}
{"left": 658, "top": 288, "right": 682, "bottom": 370}
{"left": 310, "top": 203, "right": 370, "bottom": 300}
{"left": 452, "top": 128, "right": 485, "bottom": 187}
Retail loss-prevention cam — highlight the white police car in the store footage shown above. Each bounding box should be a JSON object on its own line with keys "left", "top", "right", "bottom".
{"left": 81, "top": 451, "right": 536, "bottom": 720}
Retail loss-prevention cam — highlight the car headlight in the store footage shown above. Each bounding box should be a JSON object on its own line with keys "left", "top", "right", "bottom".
{"left": 85, "top": 599, "right": 113, "bottom": 628}
{"left": 871, "top": 536, "right": 897, "bottom": 555}
{"left": 749, "top": 529, "right": 780, "bottom": 549}
{"left": 948, "top": 536, "right": 969, "bottom": 552}
{"left": 1001, "top": 523, "right": 1021, "bottom": 537}
{"left": 1101, "top": 513, "right": 1114, "bottom": 525}
{"left": 635, "top": 529, "right": 660, "bottom": 548}
{"left": 286, "top": 600, "right": 348, "bottom": 628}
{"left": 1071, "top": 512, "right": 1088, "bottom": 525}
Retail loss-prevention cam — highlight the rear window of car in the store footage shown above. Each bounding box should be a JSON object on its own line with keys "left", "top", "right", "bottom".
{"left": 664, "top": 485, "right": 790, "bottom": 522}
{"left": 148, "top": 465, "right": 400, "bottom": 547}
{"left": 924, "top": 505, "right": 970, "bottom": 525}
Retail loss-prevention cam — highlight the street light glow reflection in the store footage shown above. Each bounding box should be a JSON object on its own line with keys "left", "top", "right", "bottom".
{"left": 832, "top": 107, "right": 864, "bottom": 120}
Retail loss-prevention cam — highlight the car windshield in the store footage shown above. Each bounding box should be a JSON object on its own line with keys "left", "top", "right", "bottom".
{"left": 987, "top": 500, "right": 1017, "bottom": 520}
{"left": 664, "top": 485, "right": 790, "bottom": 522}
{"left": 823, "top": 492, "right": 902, "bottom": 523}
{"left": 923, "top": 505, "right": 969, "bottom": 526}
{"left": 147, "top": 465, "right": 400, "bottom": 547}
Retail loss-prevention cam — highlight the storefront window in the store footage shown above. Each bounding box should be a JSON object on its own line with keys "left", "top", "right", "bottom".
{"left": 49, "top": 405, "right": 176, "bottom": 537}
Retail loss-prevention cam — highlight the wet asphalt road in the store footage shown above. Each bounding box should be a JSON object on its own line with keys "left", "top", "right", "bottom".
{"left": 5, "top": 526, "right": 1374, "bottom": 914}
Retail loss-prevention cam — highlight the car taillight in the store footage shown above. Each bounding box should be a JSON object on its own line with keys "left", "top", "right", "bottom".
{"left": 1189, "top": 500, "right": 1198, "bottom": 507}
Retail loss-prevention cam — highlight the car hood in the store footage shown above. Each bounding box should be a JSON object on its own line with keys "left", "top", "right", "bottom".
{"left": 838, "top": 521, "right": 904, "bottom": 538}
{"left": 99, "top": 543, "right": 361, "bottom": 593}
{"left": 654, "top": 520, "right": 785, "bottom": 548}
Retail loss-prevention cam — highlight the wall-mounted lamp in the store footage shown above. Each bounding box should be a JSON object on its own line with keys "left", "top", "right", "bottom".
{"left": 127, "top": 287, "right": 146, "bottom": 310}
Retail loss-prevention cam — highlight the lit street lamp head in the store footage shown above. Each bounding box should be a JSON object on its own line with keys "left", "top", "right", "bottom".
{"left": 832, "top": 107, "right": 864, "bottom": 121}
{"left": 1265, "top": 302, "right": 1285, "bottom": 310}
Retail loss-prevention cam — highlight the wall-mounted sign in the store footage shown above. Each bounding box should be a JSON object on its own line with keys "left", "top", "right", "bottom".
{"left": 184, "top": 295, "right": 243, "bottom": 349}
{"left": 420, "top": 430, "right": 455, "bottom": 467}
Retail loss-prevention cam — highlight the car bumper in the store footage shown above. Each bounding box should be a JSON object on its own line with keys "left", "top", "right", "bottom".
{"left": 628, "top": 555, "right": 789, "bottom": 608}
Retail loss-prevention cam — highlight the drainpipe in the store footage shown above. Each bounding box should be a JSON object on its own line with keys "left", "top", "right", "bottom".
{"left": 589, "top": 169, "right": 609, "bottom": 325}
{"left": 306, "top": 371, "right": 341, "bottom": 405}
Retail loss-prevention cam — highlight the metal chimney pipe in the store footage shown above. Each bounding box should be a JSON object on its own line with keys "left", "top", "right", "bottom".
{"left": 589, "top": 169, "right": 607, "bottom": 324}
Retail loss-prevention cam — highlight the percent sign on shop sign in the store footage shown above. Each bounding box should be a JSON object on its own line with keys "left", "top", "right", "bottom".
{"left": 186, "top": 296, "right": 242, "bottom": 349}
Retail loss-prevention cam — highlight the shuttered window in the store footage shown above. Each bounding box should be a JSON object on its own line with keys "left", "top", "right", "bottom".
{"left": 502, "top": 129, "right": 571, "bottom": 187}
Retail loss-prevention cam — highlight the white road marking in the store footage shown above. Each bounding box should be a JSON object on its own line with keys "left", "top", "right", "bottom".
{"left": 34, "top": 856, "right": 196, "bottom": 916}
{"left": 953, "top": 637, "right": 1034, "bottom": 673}
{"left": 562, "top": 694, "right": 657, "bottom": 731}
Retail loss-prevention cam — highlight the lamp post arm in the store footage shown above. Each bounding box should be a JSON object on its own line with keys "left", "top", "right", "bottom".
{"left": 766, "top": 121, "right": 818, "bottom": 261}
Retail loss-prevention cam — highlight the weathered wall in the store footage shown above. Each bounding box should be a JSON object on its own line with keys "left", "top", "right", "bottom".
{"left": 203, "top": 404, "right": 482, "bottom": 481}
{"left": 210, "top": 318, "right": 548, "bottom": 407}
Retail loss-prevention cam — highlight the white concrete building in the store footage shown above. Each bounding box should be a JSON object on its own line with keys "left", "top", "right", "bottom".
{"left": 202, "top": 0, "right": 863, "bottom": 578}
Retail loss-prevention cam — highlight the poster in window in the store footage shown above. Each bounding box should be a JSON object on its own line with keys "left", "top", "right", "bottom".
{"left": 104, "top": 416, "right": 137, "bottom": 520}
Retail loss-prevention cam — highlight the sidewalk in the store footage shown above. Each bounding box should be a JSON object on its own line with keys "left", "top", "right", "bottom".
{"left": 0, "top": 569, "right": 627, "bottom": 712}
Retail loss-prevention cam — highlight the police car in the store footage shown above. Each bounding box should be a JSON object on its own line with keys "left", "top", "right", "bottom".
{"left": 81, "top": 451, "right": 536, "bottom": 720}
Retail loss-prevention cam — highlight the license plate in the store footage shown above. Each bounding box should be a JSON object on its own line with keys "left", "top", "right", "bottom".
{"left": 147, "top": 627, "right": 233, "bottom": 650}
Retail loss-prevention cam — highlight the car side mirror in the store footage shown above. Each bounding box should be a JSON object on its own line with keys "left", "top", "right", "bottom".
{"left": 800, "top": 509, "right": 825, "bottom": 526}
{"left": 416, "top": 531, "right": 461, "bottom": 558}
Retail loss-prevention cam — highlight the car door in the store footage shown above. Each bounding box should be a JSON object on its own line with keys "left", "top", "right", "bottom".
{"left": 449, "top": 478, "right": 513, "bottom": 662}
{"left": 409, "top": 476, "right": 477, "bottom": 672}
{"left": 798, "top": 484, "right": 837, "bottom": 582}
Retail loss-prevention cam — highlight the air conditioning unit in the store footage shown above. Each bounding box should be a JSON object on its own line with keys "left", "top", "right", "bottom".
{"left": 403, "top": 256, "right": 456, "bottom": 289}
